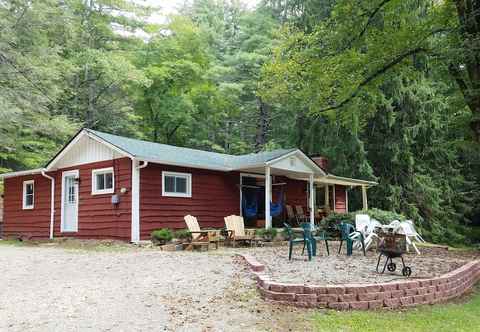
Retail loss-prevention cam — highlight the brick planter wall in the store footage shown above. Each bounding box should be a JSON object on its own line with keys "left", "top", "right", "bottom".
{"left": 239, "top": 254, "right": 480, "bottom": 310}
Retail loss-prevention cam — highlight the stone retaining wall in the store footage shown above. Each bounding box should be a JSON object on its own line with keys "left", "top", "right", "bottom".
{"left": 239, "top": 254, "right": 480, "bottom": 310}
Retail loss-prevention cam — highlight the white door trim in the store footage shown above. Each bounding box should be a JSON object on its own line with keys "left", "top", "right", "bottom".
{"left": 61, "top": 169, "right": 79, "bottom": 232}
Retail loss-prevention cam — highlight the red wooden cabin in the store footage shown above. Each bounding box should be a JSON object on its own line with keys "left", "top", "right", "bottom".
{"left": 0, "top": 129, "right": 376, "bottom": 242}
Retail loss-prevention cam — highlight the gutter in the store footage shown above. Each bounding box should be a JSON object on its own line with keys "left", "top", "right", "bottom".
{"left": 137, "top": 160, "right": 148, "bottom": 169}
{"left": 41, "top": 170, "right": 55, "bottom": 240}
{"left": 0, "top": 168, "right": 44, "bottom": 179}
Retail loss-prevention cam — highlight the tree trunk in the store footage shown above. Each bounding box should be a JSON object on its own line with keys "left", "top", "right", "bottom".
{"left": 295, "top": 110, "right": 307, "bottom": 149}
{"left": 83, "top": 0, "right": 95, "bottom": 128}
{"left": 453, "top": 0, "right": 480, "bottom": 140}
{"left": 255, "top": 97, "right": 270, "bottom": 152}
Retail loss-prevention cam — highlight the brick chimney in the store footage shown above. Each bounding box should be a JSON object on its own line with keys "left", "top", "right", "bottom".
{"left": 311, "top": 156, "right": 329, "bottom": 171}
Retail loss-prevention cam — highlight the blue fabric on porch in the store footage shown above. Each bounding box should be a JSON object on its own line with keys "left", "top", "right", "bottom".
{"left": 242, "top": 188, "right": 259, "bottom": 218}
{"left": 270, "top": 187, "right": 284, "bottom": 217}
{"left": 242, "top": 185, "right": 284, "bottom": 218}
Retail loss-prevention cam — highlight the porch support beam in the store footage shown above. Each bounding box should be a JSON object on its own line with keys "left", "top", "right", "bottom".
{"left": 131, "top": 159, "right": 140, "bottom": 243}
{"left": 309, "top": 173, "right": 315, "bottom": 227}
{"left": 324, "top": 185, "right": 329, "bottom": 212}
{"left": 362, "top": 185, "right": 368, "bottom": 210}
{"left": 265, "top": 165, "right": 272, "bottom": 229}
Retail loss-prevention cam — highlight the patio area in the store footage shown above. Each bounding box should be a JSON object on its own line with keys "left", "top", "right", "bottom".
{"left": 236, "top": 244, "right": 480, "bottom": 285}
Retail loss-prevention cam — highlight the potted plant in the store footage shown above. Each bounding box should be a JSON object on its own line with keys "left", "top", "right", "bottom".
{"left": 151, "top": 228, "right": 173, "bottom": 245}
{"left": 173, "top": 229, "right": 192, "bottom": 243}
{"left": 256, "top": 228, "right": 278, "bottom": 242}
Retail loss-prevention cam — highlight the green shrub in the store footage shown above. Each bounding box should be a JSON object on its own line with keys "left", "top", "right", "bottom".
{"left": 151, "top": 228, "right": 173, "bottom": 244}
{"left": 321, "top": 209, "right": 406, "bottom": 229}
{"left": 356, "top": 208, "right": 406, "bottom": 224}
{"left": 255, "top": 228, "right": 278, "bottom": 241}
{"left": 321, "top": 212, "right": 354, "bottom": 228}
{"left": 173, "top": 229, "right": 191, "bottom": 240}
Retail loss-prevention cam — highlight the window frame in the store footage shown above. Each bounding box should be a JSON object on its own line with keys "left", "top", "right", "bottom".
{"left": 162, "top": 171, "right": 192, "bottom": 198}
{"left": 22, "top": 180, "right": 35, "bottom": 210}
{"left": 91, "top": 167, "right": 115, "bottom": 195}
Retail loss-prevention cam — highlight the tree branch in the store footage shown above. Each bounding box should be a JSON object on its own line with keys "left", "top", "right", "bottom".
{"left": 323, "top": 0, "right": 393, "bottom": 57}
{"left": 315, "top": 47, "right": 427, "bottom": 113}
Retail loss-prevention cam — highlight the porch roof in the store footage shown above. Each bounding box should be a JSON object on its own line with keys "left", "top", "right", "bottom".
{"left": 316, "top": 174, "right": 378, "bottom": 187}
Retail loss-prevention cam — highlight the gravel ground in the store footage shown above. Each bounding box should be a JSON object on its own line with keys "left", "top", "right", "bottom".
{"left": 0, "top": 243, "right": 312, "bottom": 332}
{"left": 238, "top": 243, "right": 480, "bottom": 285}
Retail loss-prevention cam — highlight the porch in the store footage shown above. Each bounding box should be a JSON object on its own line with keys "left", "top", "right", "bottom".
{"left": 236, "top": 150, "right": 377, "bottom": 229}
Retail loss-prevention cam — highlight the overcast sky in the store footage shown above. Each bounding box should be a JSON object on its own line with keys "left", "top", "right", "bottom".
{"left": 140, "top": 0, "right": 261, "bottom": 23}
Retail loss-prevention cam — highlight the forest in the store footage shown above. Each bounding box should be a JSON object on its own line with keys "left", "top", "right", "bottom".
{"left": 0, "top": 0, "right": 479, "bottom": 244}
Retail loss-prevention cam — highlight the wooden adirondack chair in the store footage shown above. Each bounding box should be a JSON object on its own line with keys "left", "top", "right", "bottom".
{"left": 295, "top": 205, "right": 309, "bottom": 223}
{"left": 286, "top": 205, "right": 299, "bottom": 226}
{"left": 184, "top": 215, "right": 220, "bottom": 250}
{"left": 224, "top": 215, "right": 255, "bottom": 247}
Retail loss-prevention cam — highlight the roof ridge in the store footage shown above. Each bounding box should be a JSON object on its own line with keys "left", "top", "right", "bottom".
{"left": 87, "top": 128, "right": 294, "bottom": 159}
{"left": 87, "top": 129, "right": 235, "bottom": 158}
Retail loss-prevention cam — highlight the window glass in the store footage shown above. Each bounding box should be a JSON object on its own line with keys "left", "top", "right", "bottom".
{"left": 26, "top": 183, "right": 34, "bottom": 195}
{"left": 23, "top": 181, "right": 34, "bottom": 209}
{"left": 105, "top": 172, "right": 113, "bottom": 189}
{"left": 25, "top": 184, "right": 34, "bottom": 206}
{"left": 176, "top": 177, "right": 187, "bottom": 193}
{"left": 96, "top": 173, "right": 106, "bottom": 190}
{"left": 92, "top": 168, "right": 114, "bottom": 194}
{"left": 162, "top": 172, "right": 191, "bottom": 197}
{"left": 165, "top": 176, "right": 176, "bottom": 193}
{"left": 67, "top": 178, "right": 76, "bottom": 204}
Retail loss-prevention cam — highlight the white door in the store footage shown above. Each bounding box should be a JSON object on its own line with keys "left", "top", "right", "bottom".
{"left": 62, "top": 170, "right": 79, "bottom": 232}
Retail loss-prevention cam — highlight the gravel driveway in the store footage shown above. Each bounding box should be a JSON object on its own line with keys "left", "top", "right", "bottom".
{"left": 0, "top": 244, "right": 310, "bottom": 332}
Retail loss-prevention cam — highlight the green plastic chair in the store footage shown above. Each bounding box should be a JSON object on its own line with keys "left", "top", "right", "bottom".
{"left": 338, "top": 222, "right": 366, "bottom": 256}
{"left": 304, "top": 223, "right": 330, "bottom": 256}
{"left": 284, "top": 223, "right": 313, "bottom": 261}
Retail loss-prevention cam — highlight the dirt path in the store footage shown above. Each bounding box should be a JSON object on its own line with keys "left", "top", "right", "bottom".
{"left": 0, "top": 245, "right": 310, "bottom": 332}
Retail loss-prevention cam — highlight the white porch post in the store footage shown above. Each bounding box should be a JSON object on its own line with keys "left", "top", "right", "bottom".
{"left": 309, "top": 173, "right": 315, "bottom": 227}
{"left": 362, "top": 185, "right": 368, "bottom": 210}
{"left": 131, "top": 159, "right": 140, "bottom": 243}
{"left": 324, "top": 185, "right": 329, "bottom": 212}
{"left": 265, "top": 166, "right": 271, "bottom": 229}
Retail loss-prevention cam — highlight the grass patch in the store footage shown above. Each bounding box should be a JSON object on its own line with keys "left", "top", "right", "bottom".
{"left": 0, "top": 239, "right": 25, "bottom": 246}
{"left": 311, "top": 288, "right": 480, "bottom": 332}
{"left": 0, "top": 238, "right": 140, "bottom": 252}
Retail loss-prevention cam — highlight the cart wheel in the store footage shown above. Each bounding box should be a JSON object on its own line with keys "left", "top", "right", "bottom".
{"left": 387, "top": 262, "right": 396, "bottom": 272}
{"left": 402, "top": 266, "right": 412, "bottom": 277}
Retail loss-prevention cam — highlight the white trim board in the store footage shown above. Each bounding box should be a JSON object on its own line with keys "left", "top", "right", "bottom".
{"left": 22, "top": 180, "right": 35, "bottom": 210}
{"left": 91, "top": 167, "right": 115, "bottom": 195}
{"left": 162, "top": 171, "right": 192, "bottom": 198}
{"left": 266, "top": 150, "right": 326, "bottom": 176}
{"left": 46, "top": 130, "right": 131, "bottom": 171}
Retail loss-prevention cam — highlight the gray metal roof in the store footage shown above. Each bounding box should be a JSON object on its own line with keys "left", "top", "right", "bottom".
{"left": 87, "top": 129, "right": 296, "bottom": 171}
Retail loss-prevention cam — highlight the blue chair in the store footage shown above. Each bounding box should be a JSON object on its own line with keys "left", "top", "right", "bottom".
{"left": 284, "top": 223, "right": 313, "bottom": 261}
{"left": 338, "top": 222, "right": 366, "bottom": 256}
{"left": 300, "top": 223, "right": 330, "bottom": 256}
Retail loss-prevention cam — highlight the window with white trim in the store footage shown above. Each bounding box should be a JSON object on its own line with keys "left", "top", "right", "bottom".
{"left": 22, "top": 180, "right": 34, "bottom": 209}
{"left": 92, "top": 167, "right": 114, "bottom": 195}
{"left": 162, "top": 171, "right": 192, "bottom": 197}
